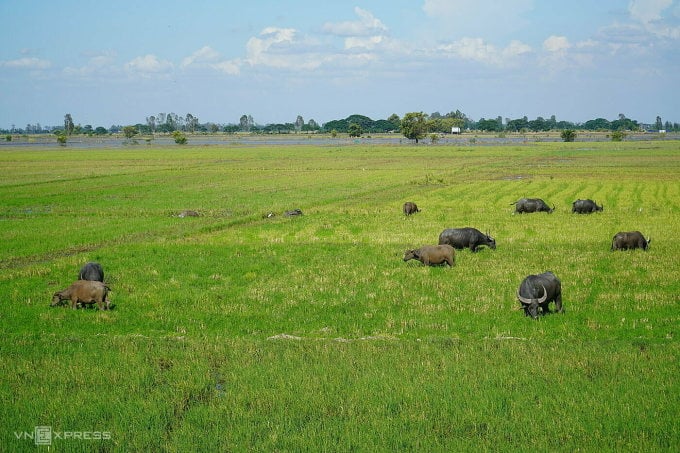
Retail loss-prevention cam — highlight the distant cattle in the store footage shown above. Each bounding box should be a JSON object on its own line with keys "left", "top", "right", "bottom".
{"left": 511, "top": 198, "right": 554, "bottom": 214}
{"left": 611, "top": 231, "right": 651, "bottom": 251}
{"left": 516, "top": 271, "right": 563, "bottom": 319}
{"left": 284, "top": 209, "right": 303, "bottom": 217}
{"left": 403, "top": 202, "right": 420, "bottom": 216}
{"left": 178, "top": 210, "right": 200, "bottom": 218}
{"left": 51, "top": 280, "right": 111, "bottom": 310}
{"left": 78, "top": 262, "right": 104, "bottom": 282}
{"left": 438, "top": 227, "right": 496, "bottom": 252}
{"left": 403, "top": 245, "right": 455, "bottom": 267}
{"left": 572, "top": 199, "right": 603, "bottom": 214}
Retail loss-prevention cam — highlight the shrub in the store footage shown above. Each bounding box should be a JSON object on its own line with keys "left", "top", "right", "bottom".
{"left": 611, "top": 131, "right": 626, "bottom": 142}
{"left": 172, "top": 130, "right": 187, "bottom": 145}
{"left": 560, "top": 130, "right": 577, "bottom": 142}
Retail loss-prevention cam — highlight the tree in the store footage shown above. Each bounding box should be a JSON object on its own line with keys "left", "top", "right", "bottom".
{"left": 295, "top": 115, "right": 304, "bottom": 132}
{"left": 146, "top": 116, "right": 156, "bottom": 134}
{"left": 64, "top": 114, "right": 74, "bottom": 135}
{"left": 348, "top": 123, "right": 363, "bottom": 137}
{"left": 239, "top": 114, "right": 254, "bottom": 132}
{"left": 185, "top": 113, "right": 198, "bottom": 133}
{"left": 655, "top": 116, "right": 663, "bottom": 131}
{"left": 560, "top": 130, "right": 577, "bottom": 142}
{"left": 387, "top": 113, "right": 400, "bottom": 130}
{"left": 123, "top": 126, "right": 138, "bottom": 139}
{"left": 400, "top": 112, "right": 428, "bottom": 143}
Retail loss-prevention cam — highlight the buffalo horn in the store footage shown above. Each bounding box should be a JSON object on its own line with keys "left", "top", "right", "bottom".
{"left": 517, "top": 285, "right": 548, "bottom": 305}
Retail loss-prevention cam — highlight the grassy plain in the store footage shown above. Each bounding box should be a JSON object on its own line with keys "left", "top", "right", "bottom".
{"left": 0, "top": 140, "right": 679, "bottom": 451}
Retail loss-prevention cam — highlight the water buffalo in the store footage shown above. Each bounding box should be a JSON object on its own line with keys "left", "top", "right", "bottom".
{"left": 285, "top": 209, "right": 303, "bottom": 217}
{"left": 403, "top": 245, "right": 455, "bottom": 267}
{"left": 78, "top": 262, "right": 104, "bottom": 282}
{"left": 403, "top": 202, "right": 420, "bottom": 216}
{"left": 611, "top": 231, "right": 651, "bottom": 251}
{"left": 572, "top": 199, "right": 603, "bottom": 214}
{"left": 438, "top": 227, "right": 496, "bottom": 252}
{"left": 51, "top": 280, "right": 111, "bottom": 310}
{"left": 511, "top": 198, "right": 554, "bottom": 214}
{"left": 517, "top": 271, "right": 563, "bottom": 319}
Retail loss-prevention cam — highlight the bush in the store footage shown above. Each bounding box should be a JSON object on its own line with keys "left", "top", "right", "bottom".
{"left": 560, "top": 130, "right": 577, "bottom": 142}
{"left": 172, "top": 131, "right": 187, "bottom": 145}
{"left": 611, "top": 131, "right": 626, "bottom": 142}
{"left": 56, "top": 134, "right": 67, "bottom": 145}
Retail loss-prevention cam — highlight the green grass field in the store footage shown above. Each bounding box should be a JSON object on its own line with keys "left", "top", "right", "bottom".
{"left": 1, "top": 140, "right": 679, "bottom": 451}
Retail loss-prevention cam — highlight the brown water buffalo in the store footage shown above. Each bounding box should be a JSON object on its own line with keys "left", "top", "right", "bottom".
{"left": 403, "top": 245, "right": 455, "bottom": 267}
{"left": 51, "top": 280, "right": 111, "bottom": 310}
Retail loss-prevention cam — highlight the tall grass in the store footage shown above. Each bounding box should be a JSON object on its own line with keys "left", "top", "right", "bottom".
{"left": 1, "top": 141, "right": 678, "bottom": 451}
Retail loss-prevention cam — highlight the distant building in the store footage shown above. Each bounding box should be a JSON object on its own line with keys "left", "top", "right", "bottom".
{"left": 451, "top": 127, "right": 461, "bottom": 134}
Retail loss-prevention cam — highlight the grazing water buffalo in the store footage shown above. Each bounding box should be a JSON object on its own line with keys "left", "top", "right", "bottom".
{"left": 403, "top": 202, "right": 420, "bottom": 216}
{"left": 178, "top": 210, "right": 200, "bottom": 218}
{"left": 51, "top": 280, "right": 111, "bottom": 310}
{"left": 611, "top": 231, "right": 651, "bottom": 251}
{"left": 511, "top": 198, "right": 554, "bottom": 214}
{"left": 403, "top": 245, "right": 455, "bottom": 267}
{"left": 517, "top": 271, "right": 563, "bottom": 319}
{"left": 438, "top": 227, "right": 496, "bottom": 252}
{"left": 572, "top": 199, "right": 603, "bottom": 214}
{"left": 78, "top": 262, "right": 104, "bottom": 282}
{"left": 285, "top": 209, "right": 303, "bottom": 217}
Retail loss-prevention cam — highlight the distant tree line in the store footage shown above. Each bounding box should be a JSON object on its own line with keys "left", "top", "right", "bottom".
{"left": 2, "top": 111, "right": 678, "bottom": 136}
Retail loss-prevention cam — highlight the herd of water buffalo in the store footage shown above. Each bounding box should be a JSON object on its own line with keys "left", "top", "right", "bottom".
{"left": 402, "top": 198, "right": 651, "bottom": 319}
{"left": 49, "top": 197, "right": 650, "bottom": 320}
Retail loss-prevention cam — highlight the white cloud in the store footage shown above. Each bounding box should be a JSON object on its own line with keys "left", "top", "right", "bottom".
{"left": 629, "top": 0, "right": 673, "bottom": 24}
{"left": 63, "top": 52, "right": 117, "bottom": 78}
{"left": 628, "top": 0, "right": 680, "bottom": 38}
{"left": 322, "top": 7, "right": 387, "bottom": 37}
{"left": 543, "top": 35, "right": 571, "bottom": 52}
{"left": 438, "top": 37, "right": 531, "bottom": 66}
{"left": 181, "top": 46, "right": 220, "bottom": 68}
{"left": 124, "top": 54, "right": 173, "bottom": 78}
{"left": 0, "top": 57, "right": 51, "bottom": 69}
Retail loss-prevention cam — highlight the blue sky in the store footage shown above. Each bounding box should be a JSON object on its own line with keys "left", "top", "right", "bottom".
{"left": 1, "top": 0, "right": 678, "bottom": 129}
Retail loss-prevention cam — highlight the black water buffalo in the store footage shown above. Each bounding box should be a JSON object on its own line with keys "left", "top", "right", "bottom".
{"left": 517, "top": 271, "right": 563, "bottom": 319}
{"left": 403, "top": 244, "right": 455, "bottom": 267}
{"left": 78, "top": 262, "right": 104, "bottom": 282}
{"left": 511, "top": 198, "right": 554, "bottom": 214}
{"left": 611, "top": 231, "right": 651, "bottom": 251}
{"left": 572, "top": 199, "right": 603, "bottom": 214}
{"left": 403, "top": 202, "right": 420, "bottom": 216}
{"left": 284, "top": 209, "right": 303, "bottom": 217}
{"left": 438, "top": 227, "right": 496, "bottom": 252}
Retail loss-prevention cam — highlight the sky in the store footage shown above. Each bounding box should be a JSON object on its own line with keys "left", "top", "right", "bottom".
{"left": 1, "top": 0, "right": 679, "bottom": 129}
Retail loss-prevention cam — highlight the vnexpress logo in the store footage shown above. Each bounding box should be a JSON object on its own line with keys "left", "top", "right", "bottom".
{"left": 34, "top": 426, "right": 52, "bottom": 446}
